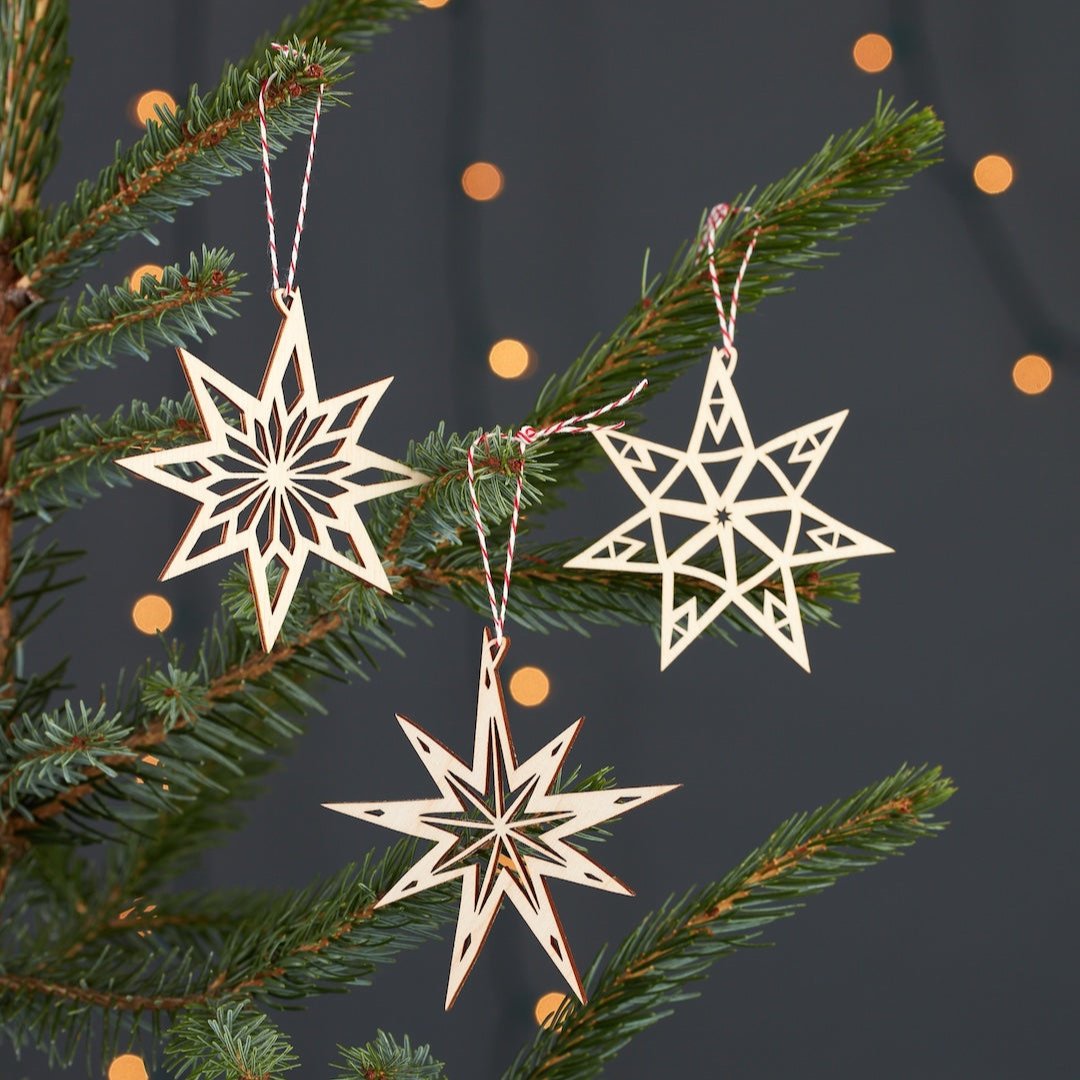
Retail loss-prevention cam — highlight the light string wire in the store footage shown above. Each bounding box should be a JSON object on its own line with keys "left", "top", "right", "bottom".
{"left": 258, "top": 43, "right": 324, "bottom": 296}
{"left": 466, "top": 382, "right": 648, "bottom": 644}
{"left": 704, "top": 202, "right": 762, "bottom": 366}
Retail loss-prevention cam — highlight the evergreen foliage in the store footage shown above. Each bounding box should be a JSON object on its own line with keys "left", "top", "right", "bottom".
{"left": 0, "top": 1, "right": 950, "bottom": 1075}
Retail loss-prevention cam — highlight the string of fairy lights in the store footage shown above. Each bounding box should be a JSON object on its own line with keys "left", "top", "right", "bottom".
{"left": 103, "top": 14, "right": 1053, "bottom": 1077}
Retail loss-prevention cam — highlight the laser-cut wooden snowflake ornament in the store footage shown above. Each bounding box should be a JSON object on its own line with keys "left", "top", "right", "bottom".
{"left": 119, "top": 287, "right": 427, "bottom": 650}
{"left": 325, "top": 629, "right": 677, "bottom": 1008}
{"left": 567, "top": 206, "right": 891, "bottom": 670}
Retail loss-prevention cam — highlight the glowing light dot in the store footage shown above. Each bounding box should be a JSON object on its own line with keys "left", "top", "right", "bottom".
{"left": 419, "top": 0, "right": 451, "bottom": 7}
{"left": 108, "top": 1055, "right": 148, "bottom": 1080}
{"left": 461, "top": 161, "right": 504, "bottom": 201}
{"left": 973, "top": 154, "right": 1014, "bottom": 194}
{"left": 509, "top": 666, "right": 550, "bottom": 707}
{"left": 132, "top": 594, "right": 173, "bottom": 634}
{"left": 534, "top": 991, "right": 570, "bottom": 1029}
{"left": 853, "top": 33, "right": 893, "bottom": 73}
{"left": 133, "top": 89, "right": 176, "bottom": 128}
{"left": 129, "top": 264, "right": 163, "bottom": 292}
{"left": 488, "top": 338, "right": 532, "bottom": 379}
{"left": 1012, "top": 353, "right": 1052, "bottom": 395}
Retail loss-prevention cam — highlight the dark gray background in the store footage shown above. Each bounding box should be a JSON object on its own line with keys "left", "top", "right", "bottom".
{"left": 7, "top": 1, "right": 1079, "bottom": 1076}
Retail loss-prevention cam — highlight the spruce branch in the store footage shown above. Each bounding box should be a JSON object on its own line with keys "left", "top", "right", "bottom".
{"left": 164, "top": 1003, "right": 299, "bottom": 1080}
{"left": 334, "top": 1032, "right": 445, "bottom": 1080}
{"left": 502, "top": 765, "right": 955, "bottom": 1080}
{"left": 13, "top": 41, "right": 349, "bottom": 293}
{"left": 11, "top": 248, "right": 243, "bottom": 401}
{"left": 0, "top": 843, "right": 458, "bottom": 1063}
{"left": 248, "top": 0, "right": 416, "bottom": 67}
{"left": 0, "top": 0, "right": 69, "bottom": 236}
{"left": 9, "top": 397, "right": 203, "bottom": 518}
{"left": 0, "top": 701, "right": 134, "bottom": 811}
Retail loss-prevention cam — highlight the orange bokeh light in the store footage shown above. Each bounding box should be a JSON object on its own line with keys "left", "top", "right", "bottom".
{"left": 461, "top": 161, "right": 504, "bottom": 201}
{"left": 132, "top": 594, "right": 173, "bottom": 634}
{"left": 108, "top": 1055, "right": 148, "bottom": 1080}
{"left": 534, "top": 991, "right": 570, "bottom": 1029}
{"left": 509, "top": 666, "right": 550, "bottom": 707}
{"left": 488, "top": 338, "right": 532, "bottom": 379}
{"left": 133, "top": 89, "right": 176, "bottom": 128}
{"left": 973, "top": 154, "right": 1014, "bottom": 194}
{"left": 853, "top": 33, "right": 893, "bottom": 73}
{"left": 1012, "top": 354, "right": 1052, "bottom": 395}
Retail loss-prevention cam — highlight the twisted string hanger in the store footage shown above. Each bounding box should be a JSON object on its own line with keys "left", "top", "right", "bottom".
{"left": 258, "top": 43, "right": 325, "bottom": 297}
{"left": 466, "top": 382, "right": 648, "bottom": 644}
{"left": 704, "top": 203, "right": 761, "bottom": 370}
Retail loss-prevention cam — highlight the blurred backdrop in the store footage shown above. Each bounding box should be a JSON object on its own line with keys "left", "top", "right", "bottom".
{"left": 5, "top": 1, "right": 1078, "bottom": 1076}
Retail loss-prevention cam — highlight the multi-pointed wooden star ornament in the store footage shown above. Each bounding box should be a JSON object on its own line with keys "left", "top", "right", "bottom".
{"left": 566, "top": 345, "right": 892, "bottom": 670}
{"left": 119, "top": 288, "right": 427, "bottom": 650}
{"left": 324, "top": 629, "right": 676, "bottom": 1008}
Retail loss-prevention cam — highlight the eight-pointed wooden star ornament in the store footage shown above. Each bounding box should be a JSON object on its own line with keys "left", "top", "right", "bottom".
{"left": 566, "top": 345, "right": 893, "bottom": 671}
{"left": 119, "top": 288, "right": 428, "bottom": 650}
{"left": 324, "top": 629, "right": 677, "bottom": 1009}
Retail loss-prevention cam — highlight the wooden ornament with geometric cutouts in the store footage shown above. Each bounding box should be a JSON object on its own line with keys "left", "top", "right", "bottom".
{"left": 566, "top": 345, "right": 892, "bottom": 670}
{"left": 324, "top": 628, "right": 677, "bottom": 1008}
{"left": 119, "top": 288, "right": 427, "bottom": 650}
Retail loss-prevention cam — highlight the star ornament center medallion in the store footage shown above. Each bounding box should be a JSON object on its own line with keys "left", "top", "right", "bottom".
{"left": 324, "top": 629, "right": 678, "bottom": 1008}
{"left": 566, "top": 345, "right": 893, "bottom": 670}
{"left": 119, "top": 288, "right": 428, "bottom": 650}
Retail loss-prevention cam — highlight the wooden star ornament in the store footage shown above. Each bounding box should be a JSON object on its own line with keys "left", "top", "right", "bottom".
{"left": 119, "top": 288, "right": 427, "bottom": 650}
{"left": 324, "top": 629, "right": 677, "bottom": 1008}
{"left": 566, "top": 345, "right": 892, "bottom": 670}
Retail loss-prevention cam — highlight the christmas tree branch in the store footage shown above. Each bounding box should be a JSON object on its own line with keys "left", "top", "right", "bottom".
{"left": 11, "top": 249, "right": 242, "bottom": 401}
{"left": 0, "top": 0, "right": 69, "bottom": 237}
{"left": 8, "top": 398, "right": 202, "bottom": 516}
{"left": 164, "top": 1003, "right": 300, "bottom": 1080}
{"left": 0, "top": 842, "right": 457, "bottom": 1062}
{"left": 502, "top": 764, "right": 955, "bottom": 1080}
{"left": 378, "top": 98, "right": 943, "bottom": 560}
{"left": 12, "top": 41, "right": 348, "bottom": 293}
{"left": 248, "top": 0, "right": 416, "bottom": 69}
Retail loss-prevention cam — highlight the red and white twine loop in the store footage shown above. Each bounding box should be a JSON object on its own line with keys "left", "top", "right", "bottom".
{"left": 258, "top": 43, "right": 324, "bottom": 296}
{"left": 704, "top": 203, "right": 761, "bottom": 368}
{"left": 466, "top": 380, "right": 648, "bottom": 643}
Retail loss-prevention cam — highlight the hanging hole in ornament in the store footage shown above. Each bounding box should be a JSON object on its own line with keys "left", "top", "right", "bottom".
{"left": 271, "top": 288, "right": 292, "bottom": 316}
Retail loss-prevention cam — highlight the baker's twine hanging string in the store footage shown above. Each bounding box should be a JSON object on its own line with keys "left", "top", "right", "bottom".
{"left": 258, "top": 43, "right": 324, "bottom": 296}
{"left": 466, "top": 381, "right": 648, "bottom": 644}
{"left": 704, "top": 202, "right": 761, "bottom": 367}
